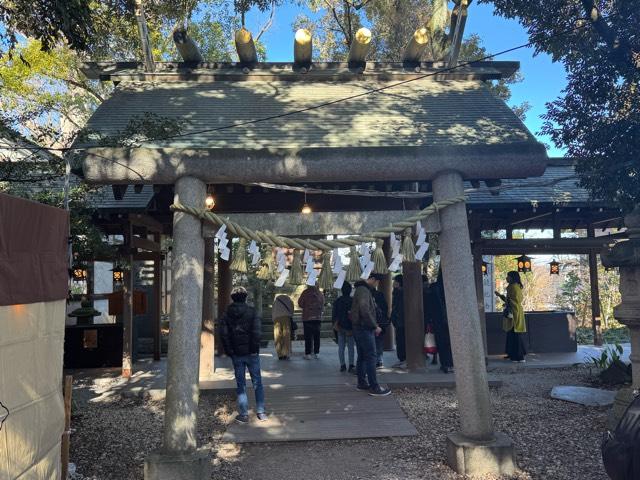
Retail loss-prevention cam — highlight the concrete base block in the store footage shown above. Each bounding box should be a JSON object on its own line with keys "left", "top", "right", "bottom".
{"left": 446, "top": 431, "right": 516, "bottom": 477}
{"left": 144, "top": 449, "right": 211, "bottom": 480}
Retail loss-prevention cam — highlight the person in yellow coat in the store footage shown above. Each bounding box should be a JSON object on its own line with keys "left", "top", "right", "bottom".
{"left": 495, "top": 271, "right": 527, "bottom": 363}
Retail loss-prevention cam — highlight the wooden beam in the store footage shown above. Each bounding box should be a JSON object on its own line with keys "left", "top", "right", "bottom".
{"left": 294, "top": 29, "right": 312, "bottom": 67}
{"left": 173, "top": 26, "right": 204, "bottom": 63}
{"left": 403, "top": 27, "right": 429, "bottom": 63}
{"left": 134, "top": 0, "right": 155, "bottom": 72}
{"left": 129, "top": 213, "right": 163, "bottom": 232}
{"left": 447, "top": 0, "right": 469, "bottom": 67}
{"left": 131, "top": 235, "right": 162, "bottom": 252}
{"left": 152, "top": 232, "right": 162, "bottom": 361}
{"left": 235, "top": 28, "right": 258, "bottom": 65}
{"left": 475, "top": 237, "right": 622, "bottom": 255}
{"left": 348, "top": 28, "right": 372, "bottom": 67}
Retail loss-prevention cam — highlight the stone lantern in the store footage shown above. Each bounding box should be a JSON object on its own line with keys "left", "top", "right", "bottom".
{"left": 601, "top": 206, "right": 640, "bottom": 424}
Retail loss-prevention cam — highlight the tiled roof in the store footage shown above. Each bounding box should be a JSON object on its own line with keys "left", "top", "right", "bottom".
{"left": 466, "top": 162, "right": 595, "bottom": 206}
{"left": 80, "top": 79, "right": 537, "bottom": 150}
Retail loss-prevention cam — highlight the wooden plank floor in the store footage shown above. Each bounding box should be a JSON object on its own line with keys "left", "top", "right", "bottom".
{"left": 222, "top": 384, "right": 418, "bottom": 443}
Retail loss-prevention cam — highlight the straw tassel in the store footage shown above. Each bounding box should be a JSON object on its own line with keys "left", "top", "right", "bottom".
{"left": 288, "top": 249, "right": 304, "bottom": 284}
{"left": 401, "top": 228, "right": 416, "bottom": 262}
{"left": 372, "top": 239, "right": 388, "bottom": 274}
{"left": 230, "top": 238, "right": 248, "bottom": 272}
{"left": 345, "top": 246, "right": 363, "bottom": 282}
{"left": 318, "top": 252, "right": 334, "bottom": 290}
{"left": 257, "top": 247, "right": 276, "bottom": 280}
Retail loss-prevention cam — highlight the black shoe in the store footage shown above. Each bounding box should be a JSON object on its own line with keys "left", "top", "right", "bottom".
{"left": 376, "top": 362, "right": 383, "bottom": 370}
{"left": 235, "top": 414, "right": 249, "bottom": 424}
{"left": 340, "top": 364, "right": 347, "bottom": 372}
{"left": 369, "top": 386, "right": 392, "bottom": 397}
{"left": 356, "top": 383, "right": 371, "bottom": 391}
{"left": 348, "top": 365, "right": 356, "bottom": 373}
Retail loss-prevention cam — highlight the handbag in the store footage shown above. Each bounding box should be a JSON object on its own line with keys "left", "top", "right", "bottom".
{"left": 423, "top": 326, "right": 437, "bottom": 354}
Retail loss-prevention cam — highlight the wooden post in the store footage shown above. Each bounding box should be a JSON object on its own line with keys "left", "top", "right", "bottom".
{"left": 588, "top": 226, "right": 603, "bottom": 346}
{"left": 122, "top": 223, "right": 134, "bottom": 378}
{"left": 134, "top": 0, "right": 155, "bottom": 72}
{"left": 61, "top": 375, "right": 73, "bottom": 480}
{"left": 403, "top": 261, "right": 425, "bottom": 371}
{"left": 153, "top": 233, "right": 162, "bottom": 361}
{"left": 381, "top": 237, "right": 394, "bottom": 350}
{"left": 348, "top": 27, "right": 372, "bottom": 66}
{"left": 216, "top": 241, "right": 232, "bottom": 354}
{"left": 200, "top": 240, "right": 216, "bottom": 380}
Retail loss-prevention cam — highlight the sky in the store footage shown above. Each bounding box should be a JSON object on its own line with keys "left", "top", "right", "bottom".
{"left": 244, "top": 1, "right": 568, "bottom": 157}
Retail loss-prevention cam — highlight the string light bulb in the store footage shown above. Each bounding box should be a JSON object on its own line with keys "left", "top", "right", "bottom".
{"left": 301, "top": 191, "right": 311, "bottom": 214}
{"left": 205, "top": 193, "right": 215, "bottom": 210}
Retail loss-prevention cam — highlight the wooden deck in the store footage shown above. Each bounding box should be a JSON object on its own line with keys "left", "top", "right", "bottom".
{"left": 222, "top": 384, "right": 418, "bottom": 443}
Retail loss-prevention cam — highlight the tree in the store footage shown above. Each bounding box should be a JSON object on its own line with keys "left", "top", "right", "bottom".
{"left": 294, "top": 0, "right": 529, "bottom": 119}
{"left": 481, "top": 0, "right": 640, "bottom": 211}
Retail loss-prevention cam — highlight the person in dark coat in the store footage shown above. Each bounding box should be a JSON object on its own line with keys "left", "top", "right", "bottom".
{"left": 332, "top": 282, "right": 355, "bottom": 372}
{"left": 220, "top": 286, "right": 266, "bottom": 423}
{"left": 390, "top": 274, "right": 406, "bottom": 368}
{"left": 424, "top": 270, "right": 454, "bottom": 373}
{"left": 370, "top": 273, "right": 389, "bottom": 369}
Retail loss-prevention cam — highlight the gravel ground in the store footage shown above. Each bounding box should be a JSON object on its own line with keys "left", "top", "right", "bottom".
{"left": 70, "top": 366, "right": 610, "bottom": 480}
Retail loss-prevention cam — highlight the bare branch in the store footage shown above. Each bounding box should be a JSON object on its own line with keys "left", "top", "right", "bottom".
{"left": 255, "top": 0, "right": 277, "bottom": 42}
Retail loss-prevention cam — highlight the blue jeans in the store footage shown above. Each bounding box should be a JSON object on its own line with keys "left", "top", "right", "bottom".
{"left": 337, "top": 331, "right": 355, "bottom": 366}
{"left": 375, "top": 334, "right": 384, "bottom": 364}
{"left": 232, "top": 354, "right": 265, "bottom": 416}
{"left": 353, "top": 327, "right": 379, "bottom": 390}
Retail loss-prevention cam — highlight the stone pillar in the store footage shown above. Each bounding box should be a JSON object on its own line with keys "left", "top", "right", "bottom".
{"left": 433, "top": 171, "right": 515, "bottom": 476}
{"left": 403, "top": 261, "right": 425, "bottom": 371}
{"left": 381, "top": 237, "right": 395, "bottom": 351}
{"left": 145, "top": 176, "right": 210, "bottom": 479}
{"left": 199, "top": 240, "right": 216, "bottom": 381}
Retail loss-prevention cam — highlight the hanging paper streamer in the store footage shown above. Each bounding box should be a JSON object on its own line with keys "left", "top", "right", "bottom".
{"left": 274, "top": 268, "right": 290, "bottom": 287}
{"left": 305, "top": 255, "right": 315, "bottom": 274}
{"left": 276, "top": 248, "right": 286, "bottom": 273}
{"left": 415, "top": 242, "right": 429, "bottom": 261}
{"left": 345, "top": 246, "right": 363, "bottom": 282}
{"left": 361, "top": 261, "right": 374, "bottom": 279}
{"left": 303, "top": 249, "right": 310, "bottom": 263}
{"left": 318, "top": 252, "right": 334, "bottom": 290}
{"left": 334, "top": 270, "right": 346, "bottom": 289}
{"left": 220, "top": 246, "right": 230, "bottom": 261}
{"left": 306, "top": 269, "right": 318, "bottom": 286}
{"left": 215, "top": 224, "right": 227, "bottom": 239}
{"left": 332, "top": 250, "right": 343, "bottom": 274}
{"left": 400, "top": 228, "right": 416, "bottom": 262}
{"left": 389, "top": 254, "right": 403, "bottom": 272}
{"left": 372, "top": 239, "right": 388, "bottom": 274}
{"left": 230, "top": 238, "right": 248, "bottom": 272}
{"left": 288, "top": 250, "right": 304, "bottom": 285}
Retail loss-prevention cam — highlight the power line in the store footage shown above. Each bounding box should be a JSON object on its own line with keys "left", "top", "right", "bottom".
{"left": 0, "top": 13, "right": 616, "bottom": 154}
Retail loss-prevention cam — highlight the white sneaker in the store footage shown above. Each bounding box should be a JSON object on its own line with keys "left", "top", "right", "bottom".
{"left": 392, "top": 361, "right": 407, "bottom": 369}
{"left": 314, "top": 354, "right": 319, "bottom": 359}
{"left": 303, "top": 354, "right": 312, "bottom": 360}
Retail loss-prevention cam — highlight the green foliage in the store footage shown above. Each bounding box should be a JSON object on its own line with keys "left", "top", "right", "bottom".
{"left": 576, "top": 326, "right": 629, "bottom": 345}
{"left": 584, "top": 343, "right": 623, "bottom": 370}
{"left": 481, "top": 0, "right": 640, "bottom": 211}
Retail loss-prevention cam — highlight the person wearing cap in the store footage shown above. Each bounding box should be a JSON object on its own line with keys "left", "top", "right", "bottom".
{"left": 351, "top": 275, "right": 391, "bottom": 397}
{"left": 220, "top": 286, "right": 267, "bottom": 423}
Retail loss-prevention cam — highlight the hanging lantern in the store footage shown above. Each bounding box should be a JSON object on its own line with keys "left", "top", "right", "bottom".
{"left": 205, "top": 194, "right": 216, "bottom": 210}
{"left": 301, "top": 191, "right": 312, "bottom": 214}
{"left": 515, "top": 255, "right": 532, "bottom": 273}
{"left": 481, "top": 261, "right": 488, "bottom": 276}
{"left": 549, "top": 260, "right": 560, "bottom": 275}
{"left": 71, "top": 264, "right": 88, "bottom": 282}
{"left": 111, "top": 266, "right": 125, "bottom": 283}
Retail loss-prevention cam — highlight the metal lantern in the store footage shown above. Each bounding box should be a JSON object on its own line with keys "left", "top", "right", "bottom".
{"left": 481, "top": 261, "right": 488, "bottom": 276}
{"left": 71, "top": 264, "right": 87, "bottom": 282}
{"left": 111, "top": 266, "right": 125, "bottom": 283}
{"left": 549, "top": 260, "right": 560, "bottom": 275}
{"left": 516, "top": 255, "right": 532, "bottom": 273}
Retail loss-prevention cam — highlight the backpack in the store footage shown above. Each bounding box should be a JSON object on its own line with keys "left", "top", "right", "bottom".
{"left": 602, "top": 391, "right": 640, "bottom": 480}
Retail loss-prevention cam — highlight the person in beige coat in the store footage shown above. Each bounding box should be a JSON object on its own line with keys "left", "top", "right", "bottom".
{"left": 272, "top": 294, "right": 294, "bottom": 360}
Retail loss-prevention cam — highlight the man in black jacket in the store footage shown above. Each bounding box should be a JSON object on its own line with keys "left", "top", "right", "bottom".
{"left": 220, "top": 286, "right": 267, "bottom": 423}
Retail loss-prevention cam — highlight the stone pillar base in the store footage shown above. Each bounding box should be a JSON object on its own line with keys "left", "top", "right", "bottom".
{"left": 446, "top": 432, "right": 516, "bottom": 476}
{"left": 608, "top": 387, "right": 637, "bottom": 430}
{"left": 144, "top": 449, "right": 211, "bottom": 480}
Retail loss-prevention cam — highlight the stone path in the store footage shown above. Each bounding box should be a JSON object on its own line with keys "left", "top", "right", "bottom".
{"left": 222, "top": 384, "right": 418, "bottom": 443}
{"left": 550, "top": 385, "right": 617, "bottom": 407}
